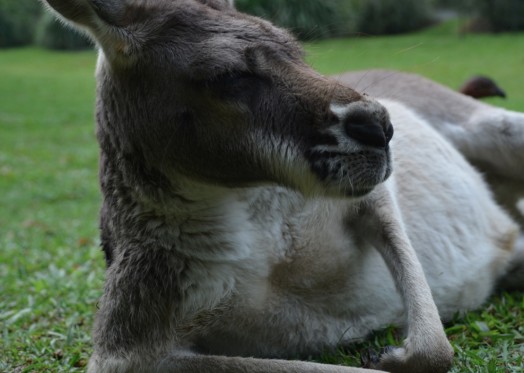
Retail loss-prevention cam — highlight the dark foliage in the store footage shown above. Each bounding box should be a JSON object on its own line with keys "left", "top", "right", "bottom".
{"left": 235, "top": 0, "right": 356, "bottom": 40}
{"left": 0, "top": 0, "right": 42, "bottom": 48}
{"left": 236, "top": 0, "right": 434, "bottom": 39}
{"left": 35, "top": 12, "right": 92, "bottom": 50}
{"left": 477, "top": 0, "right": 524, "bottom": 32}
{"left": 352, "top": 0, "right": 433, "bottom": 35}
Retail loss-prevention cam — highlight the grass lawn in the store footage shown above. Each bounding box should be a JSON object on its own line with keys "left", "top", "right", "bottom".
{"left": 1, "top": 23, "right": 523, "bottom": 372}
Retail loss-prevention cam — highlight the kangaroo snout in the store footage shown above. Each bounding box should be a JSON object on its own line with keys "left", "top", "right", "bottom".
{"left": 331, "top": 102, "right": 394, "bottom": 149}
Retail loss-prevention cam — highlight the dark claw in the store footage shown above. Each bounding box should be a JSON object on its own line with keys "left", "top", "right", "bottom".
{"left": 361, "top": 345, "right": 399, "bottom": 368}
{"left": 360, "top": 347, "right": 380, "bottom": 368}
{"left": 380, "top": 345, "right": 397, "bottom": 356}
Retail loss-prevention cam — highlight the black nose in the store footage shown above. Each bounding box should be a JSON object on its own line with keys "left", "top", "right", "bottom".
{"left": 343, "top": 111, "right": 393, "bottom": 148}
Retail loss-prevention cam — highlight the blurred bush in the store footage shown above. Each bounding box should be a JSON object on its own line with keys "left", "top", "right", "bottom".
{"left": 432, "top": 0, "right": 524, "bottom": 32}
{"left": 431, "top": 0, "right": 474, "bottom": 11}
{"left": 7, "top": 0, "right": 518, "bottom": 49}
{"left": 476, "top": 0, "right": 524, "bottom": 32}
{"left": 35, "top": 12, "right": 92, "bottom": 50}
{"left": 236, "top": 0, "right": 434, "bottom": 39}
{"left": 0, "top": 0, "right": 42, "bottom": 48}
{"left": 235, "top": 0, "right": 356, "bottom": 40}
{"left": 352, "top": 0, "right": 433, "bottom": 35}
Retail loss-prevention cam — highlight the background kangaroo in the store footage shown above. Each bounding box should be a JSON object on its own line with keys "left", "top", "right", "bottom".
{"left": 42, "top": 0, "right": 524, "bottom": 372}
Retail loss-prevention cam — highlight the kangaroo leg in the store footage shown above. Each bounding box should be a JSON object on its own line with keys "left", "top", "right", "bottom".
{"left": 438, "top": 107, "right": 524, "bottom": 181}
{"left": 441, "top": 108, "right": 524, "bottom": 238}
{"left": 356, "top": 185, "right": 454, "bottom": 373}
{"left": 158, "top": 353, "right": 385, "bottom": 373}
{"left": 89, "top": 351, "right": 384, "bottom": 373}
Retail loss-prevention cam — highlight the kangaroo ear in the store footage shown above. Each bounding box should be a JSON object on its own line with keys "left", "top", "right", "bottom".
{"left": 42, "top": 0, "right": 126, "bottom": 30}
{"left": 42, "top": 0, "right": 138, "bottom": 59}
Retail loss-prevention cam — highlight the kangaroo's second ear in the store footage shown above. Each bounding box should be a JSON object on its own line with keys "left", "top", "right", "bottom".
{"left": 42, "top": 0, "right": 126, "bottom": 30}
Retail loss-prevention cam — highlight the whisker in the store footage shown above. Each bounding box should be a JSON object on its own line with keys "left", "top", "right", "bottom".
{"left": 359, "top": 71, "right": 400, "bottom": 95}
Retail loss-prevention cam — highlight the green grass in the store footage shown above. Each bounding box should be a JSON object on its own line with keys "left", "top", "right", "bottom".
{"left": 0, "top": 49, "right": 101, "bottom": 371}
{"left": 1, "top": 23, "right": 523, "bottom": 372}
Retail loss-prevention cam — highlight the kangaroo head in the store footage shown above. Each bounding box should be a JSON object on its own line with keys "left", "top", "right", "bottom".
{"left": 43, "top": 0, "right": 393, "bottom": 198}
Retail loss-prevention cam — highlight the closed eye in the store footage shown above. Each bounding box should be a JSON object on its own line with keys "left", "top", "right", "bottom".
{"left": 208, "top": 72, "right": 266, "bottom": 101}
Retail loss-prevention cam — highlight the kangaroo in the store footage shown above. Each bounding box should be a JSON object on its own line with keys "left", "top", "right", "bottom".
{"left": 41, "top": 1, "right": 524, "bottom": 372}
